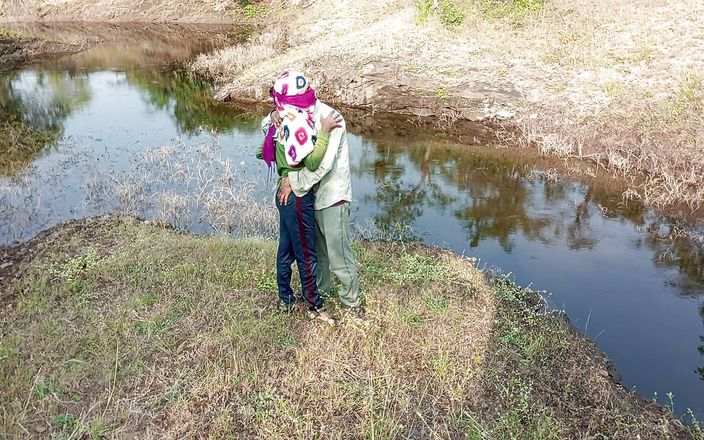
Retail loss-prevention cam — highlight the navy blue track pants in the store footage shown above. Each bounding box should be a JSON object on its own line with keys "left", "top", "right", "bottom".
{"left": 275, "top": 191, "right": 324, "bottom": 311}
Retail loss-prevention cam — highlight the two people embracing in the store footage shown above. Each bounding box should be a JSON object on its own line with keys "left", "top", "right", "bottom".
{"left": 257, "top": 70, "right": 363, "bottom": 325}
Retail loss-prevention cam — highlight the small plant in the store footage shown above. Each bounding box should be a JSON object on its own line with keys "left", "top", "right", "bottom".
{"left": 416, "top": 0, "right": 434, "bottom": 24}
{"left": 436, "top": 85, "right": 451, "bottom": 100}
{"left": 89, "top": 418, "right": 108, "bottom": 439}
{"left": 277, "top": 332, "right": 298, "bottom": 348}
{"left": 402, "top": 309, "right": 425, "bottom": 327}
{"left": 429, "top": 351, "right": 451, "bottom": 379}
{"left": 35, "top": 381, "right": 60, "bottom": 399}
{"left": 0, "top": 27, "right": 23, "bottom": 40}
{"left": 423, "top": 291, "right": 449, "bottom": 313}
{"left": 603, "top": 80, "right": 623, "bottom": 97}
{"left": 500, "top": 326, "right": 527, "bottom": 349}
{"left": 52, "top": 248, "right": 101, "bottom": 284}
{"left": 135, "top": 317, "right": 168, "bottom": 336}
{"left": 686, "top": 409, "right": 703, "bottom": 439}
{"left": 677, "top": 72, "right": 702, "bottom": 103}
{"left": 438, "top": 0, "right": 466, "bottom": 27}
{"left": 243, "top": 4, "right": 269, "bottom": 18}
{"left": 665, "top": 391, "right": 676, "bottom": 414}
{"left": 134, "top": 292, "right": 159, "bottom": 309}
{"left": 53, "top": 413, "right": 79, "bottom": 431}
{"left": 416, "top": 0, "right": 466, "bottom": 28}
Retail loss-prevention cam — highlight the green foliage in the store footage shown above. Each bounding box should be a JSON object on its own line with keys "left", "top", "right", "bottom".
{"left": 51, "top": 248, "right": 101, "bottom": 284}
{"left": 416, "top": 0, "right": 466, "bottom": 28}
{"left": 677, "top": 73, "right": 702, "bottom": 102}
{"left": 603, "top": 80, "right": 624, "bottom": 97}
{"left": 53, "top": 413, "right": 78, "bottom": 431}
{"left": 671, "top": 72, "right": 703, "bottom": 118}
{"left": 423, "top": 291, "right": 449, "bottom": 313}
{"left": 416, "top": 0, "right": 434, "bottom": 24}
{"left": 439, "top": 0, "right": 466, "bottom": 26}
{"left": 479, "top": 0, "right": 546, "bottom": 21}
{"left": 89, "top": 418, "right": 108, "bottom": 439}
{"left": 366, "top": 252, "right": 444, "bottom": 287}
{"left": 401, "top": 309, "right": 425, "bottom": 327}
{"left": 35, "top": 381, "right": 60, "bottom": 400}
{"left": 436, "top": 85, "right": 451, "bottom": 100}
{"left": 243, "top": 4, "right": 269, "bottom": 18}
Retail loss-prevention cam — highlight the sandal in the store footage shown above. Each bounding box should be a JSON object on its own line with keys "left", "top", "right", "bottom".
{"left": 307, "top": 309, "right": 336, "bottom": 326}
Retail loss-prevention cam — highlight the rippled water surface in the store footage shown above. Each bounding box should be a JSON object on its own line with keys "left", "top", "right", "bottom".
{"left": 1, "top": 24, "right": 703, "bottom": 419}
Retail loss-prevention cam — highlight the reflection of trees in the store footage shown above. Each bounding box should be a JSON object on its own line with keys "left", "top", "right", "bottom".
{"left": 124, "top": 69, "right": 260, "bottom": 134}
{"left": 354, "top": 142, "right": 455, "bottom": 238}
{"left": 645, "top": 220, "right": 704, "bottom": 296}
{"left": 448, "top": 154, "right": 553, "bottom": 252}
{"left": 353, "top": 137, "right": 704, "bottom": 295}
{"left": 0, "top": 70, "right": 90, "bottom": 175}
{"left": 565, "top": 188, "right": 598, "bottom": 250}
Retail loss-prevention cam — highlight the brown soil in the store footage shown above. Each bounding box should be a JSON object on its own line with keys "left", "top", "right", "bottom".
{"left": 0, "top": 32, "right": 81, "bottom": 72}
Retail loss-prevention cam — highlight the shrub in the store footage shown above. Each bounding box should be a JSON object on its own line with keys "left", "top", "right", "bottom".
{"left": 416, "top": 0, "right": 466, "bottom": 28}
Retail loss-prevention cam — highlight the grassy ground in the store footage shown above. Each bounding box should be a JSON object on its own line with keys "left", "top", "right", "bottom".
{"left": 191, "top": 0, "right": 704, "bottom": 213}
{"left": 0, "top": 215, "right": 697, "bottom": 439}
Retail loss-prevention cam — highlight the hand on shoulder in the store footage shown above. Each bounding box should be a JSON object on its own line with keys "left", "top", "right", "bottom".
{"left": 320, "top": 110, "right": 343, "bottom": 132}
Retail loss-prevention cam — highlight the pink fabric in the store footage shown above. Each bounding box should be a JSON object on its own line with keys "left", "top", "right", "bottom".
{"left": 261, "top": 71, "right": 319, "bottom": 169}
{"left": 262, "top": 123, "right": 277, "bottom": 168}
{"left": 273, "top": 87, "right": 317, "bottom": 111}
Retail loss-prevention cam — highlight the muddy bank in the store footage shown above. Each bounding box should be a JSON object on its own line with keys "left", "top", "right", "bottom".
{"left": 0, "top": 29, "right": 82, "bottom": 72}
{"left": 0, "top": 215, "right": 697, "bottom": 438}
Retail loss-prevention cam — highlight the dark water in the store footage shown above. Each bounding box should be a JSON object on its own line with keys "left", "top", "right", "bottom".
{"left": 1, "top": 24, "right": 703, "bottom": 420}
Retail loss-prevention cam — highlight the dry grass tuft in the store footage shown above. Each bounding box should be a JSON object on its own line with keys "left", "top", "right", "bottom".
{"left": 113, "top": 142, "right": 278, "bottom": 237}
{"left": 193, "top": 28, "right": 287, "bottom": 82}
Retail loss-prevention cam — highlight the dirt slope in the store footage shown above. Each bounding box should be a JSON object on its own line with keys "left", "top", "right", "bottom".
{"left": 0, "top": 0, "right": 244, "bottom": 22}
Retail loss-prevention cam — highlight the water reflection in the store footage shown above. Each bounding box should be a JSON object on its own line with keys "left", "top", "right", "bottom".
{"left": 124, "top": 70, "right": 259, "bottom": 134}
{"left": 0, "top": 70, "right": 90, "bottom": 175}
{"left": 351, "top": 135, "right": 704, "bottom": 414}
{"left": 0, "top": 23, "right": 252, "bottom": 176}
{"left": 357, "top": 143, "right": 454, "bottom": 239}
{"left": 353, "top": 139, "right": 704, "bottom": 293}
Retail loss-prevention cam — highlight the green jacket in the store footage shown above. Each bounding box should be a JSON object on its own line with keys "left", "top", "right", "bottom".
{"left": 257, "top": 124, "right": 330, "bottom": 186}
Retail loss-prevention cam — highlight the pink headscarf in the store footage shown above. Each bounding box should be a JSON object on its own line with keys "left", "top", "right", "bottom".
{"left": 262, "top": 71, "right": 318, "bottom": 168}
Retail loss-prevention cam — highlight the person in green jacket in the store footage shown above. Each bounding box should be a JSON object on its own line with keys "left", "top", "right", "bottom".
{"left": 258, "top": 71, "right": 341, "bottom": 325}
{"left": 272, "top": 75, "right": 364, "bottom": 321}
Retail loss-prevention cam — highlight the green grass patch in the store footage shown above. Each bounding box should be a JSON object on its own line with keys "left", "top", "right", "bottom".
{"left": 416, "top": 0, "right": 467, "bottom": 28}
{"left": 0, "top": 27, "right": 25, "bottom": 40}
{"left": 243, "top": 4, "right": 269, "bottom": 18}
{"left": 479, "top": 0, "right": 546, "bottom": 23}
{"left": 0, "top": 216, "right": 692, "bottom": 439}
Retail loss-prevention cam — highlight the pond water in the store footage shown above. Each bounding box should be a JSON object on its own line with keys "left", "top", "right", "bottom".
{"left": 1, "top": 24, "right": 703, "bottom": 419}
